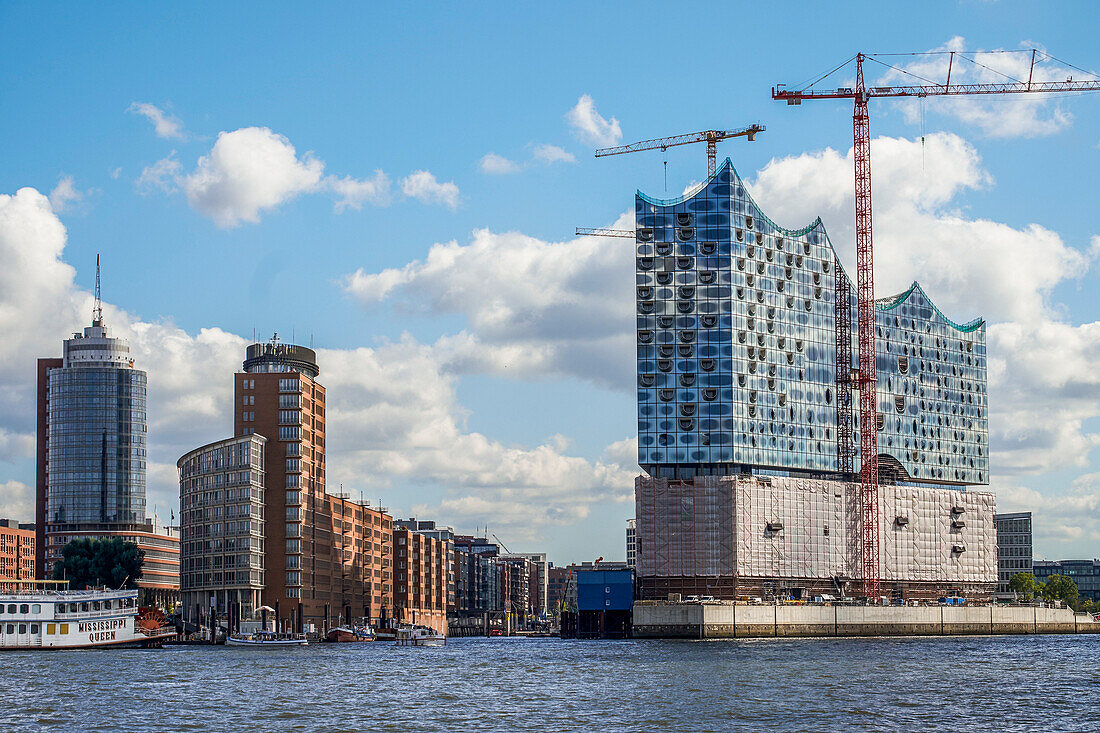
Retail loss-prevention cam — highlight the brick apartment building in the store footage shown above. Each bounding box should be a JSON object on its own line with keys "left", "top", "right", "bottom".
{"left": 393, "top": 526, "right": 448, "bottom": 634}
{"left": 0, "top": 520, "right": 35, "bottom": 580}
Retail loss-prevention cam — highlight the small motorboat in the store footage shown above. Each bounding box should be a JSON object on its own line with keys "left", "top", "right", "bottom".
{"left": 325, "top": 625, "right": 374, "bottom": 643}
{"left": 374, "top": 626, "right": 398, "bottom": 642}
{"left": 226, "top": 630, "right": 308, "bottom": 647}
{"left": 395, "top": 625, "right": 446, "bottom": 647}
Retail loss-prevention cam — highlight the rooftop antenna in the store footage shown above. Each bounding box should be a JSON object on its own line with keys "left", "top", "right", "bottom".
{"left": 92, "top": 254, "right": 103, "bottom": 326}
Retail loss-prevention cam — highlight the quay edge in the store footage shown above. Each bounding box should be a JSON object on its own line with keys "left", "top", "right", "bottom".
{"left": 631, "top": 602, "right": 1098, "bottom": 639}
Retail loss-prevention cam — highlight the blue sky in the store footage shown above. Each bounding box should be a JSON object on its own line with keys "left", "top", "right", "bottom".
{"left": 1, "top": 1, "right": 1099, "bottom": 563}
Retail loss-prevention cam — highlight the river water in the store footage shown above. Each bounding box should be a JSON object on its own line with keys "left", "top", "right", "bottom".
{"left": 5, "top": 634, "right": 1099, "bottom": 732}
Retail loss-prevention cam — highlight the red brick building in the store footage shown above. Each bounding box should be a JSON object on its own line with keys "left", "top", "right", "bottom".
{"left": 0, "top": 520, "right": 35, "bottom": 580}
{"left": 232, "top": 339, "right": 392, "bottom": 631}
{"left": 393, "top": 527, "right": 448, "bottom": 634}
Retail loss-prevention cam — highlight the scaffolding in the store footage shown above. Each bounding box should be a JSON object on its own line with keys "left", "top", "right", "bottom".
{"left": 635, "top": 475, "right": 997, "bottom": 600}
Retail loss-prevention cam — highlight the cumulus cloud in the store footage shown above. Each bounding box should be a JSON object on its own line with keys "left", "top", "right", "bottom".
{"left": 343, "top": 217, "right": 636, "bottom": 389}
{"left": 48, "top": 176, "right": 87, "bottom": 213}
{"left": 400, "top": 170, "right": 460, "bottom": 209}
{"left": 566, "top": 94, "right": 622, "bottom": 147}
{"left": 127, "top": 102, "right": 186, "bottom": 140}
{"left": 0, "top": 184, "right": 629, "bottom": 536}
{"left": 877, "top": 37, "right": 1086, "bottom": 139}
{"left": 531, "top": 144, "right": 575, "bottom": 164}
{"left": 180, "top": 127, "right": 324, "bottom": 227}
{"left": 326, "top": 170, "right": 391, "bottom": 211}
{"left": 750, "top": 132, "right": 1084, "bottom": 326}
{"left": 479, "top": 153, "right": 521, "bottom": 175}
{"left": 0, "top": 480, "right": 34, "bottom": 523}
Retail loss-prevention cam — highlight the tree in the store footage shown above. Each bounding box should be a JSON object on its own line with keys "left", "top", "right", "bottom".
{"left": 1008, "top": 572, "right": 1038, "bottom": 602}
{"left": 1039, "top": 574, "right": 1079, "bottom": 607}
{"left": 52, "top": 537, "right": 144, "bottom": 590}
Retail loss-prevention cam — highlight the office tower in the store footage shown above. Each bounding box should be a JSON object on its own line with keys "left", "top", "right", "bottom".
{"left": 36, "top": 264, "right": 178, "bottom": 600}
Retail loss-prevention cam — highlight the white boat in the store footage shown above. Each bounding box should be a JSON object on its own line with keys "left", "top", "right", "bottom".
{"left": 395, "top": 624, "right": 446, "bottom": 647}
{"left": 0, "top": 580, "right": 176, "bottom": 650}
{"left": 225, "top": 630, "right": 308, "bottom": 647}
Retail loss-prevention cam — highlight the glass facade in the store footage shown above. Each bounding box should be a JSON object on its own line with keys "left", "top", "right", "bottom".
{"left": 635, "top": 160, "right": 987, "bottom": 486}
{"left": 47, "top": 325, "right": 147, "bottom": 526}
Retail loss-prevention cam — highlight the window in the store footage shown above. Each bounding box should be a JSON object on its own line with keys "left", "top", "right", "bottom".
{"left": 30, "top": 624, "right": 38, "bottom": 634}
{"left": 19, "top": 604, "right": 29, "bottom": 614}
{"left": 31, "top": 604, "right": 40, "bottom": 613}
{"left": 4, "top": 624, "right": 12, "bottom": 634}
{"left": 18, "top": 624, "right": 26, "bottom": 634}
{"left": 60, "top": 623, "right": 68, "bottom": 634}
{"left": 279, "top": 427, "right": 300, "bottom": 441}
{"left": 47, "top": 623, "right": 55, "bottom": 635}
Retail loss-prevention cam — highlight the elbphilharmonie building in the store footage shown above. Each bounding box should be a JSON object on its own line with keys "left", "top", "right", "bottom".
{"left": 632, "top": 160, "right": 996, "bottom": 601}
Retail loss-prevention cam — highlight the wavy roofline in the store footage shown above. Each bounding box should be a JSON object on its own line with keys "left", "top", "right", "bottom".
{"left": 877, "top": 281, "right": 985, "bottom": 333}
{"left": 636, "top": 158, "right": 826, "bottom": 238}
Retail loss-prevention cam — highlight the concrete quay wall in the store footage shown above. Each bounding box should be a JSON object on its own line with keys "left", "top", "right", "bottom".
{"left": 632, "top": 603, "right": 1100, "bottom": 639}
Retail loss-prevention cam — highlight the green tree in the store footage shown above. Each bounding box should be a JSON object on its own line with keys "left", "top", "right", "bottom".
{"left": 1040, "top": 574, "right": 1079, "bottom": 607}
{"left": 52, "top": 537, "right": 144, "bottom": 590}
{"left": 1008, "top": 572, "right": 1037, "bottom": 602}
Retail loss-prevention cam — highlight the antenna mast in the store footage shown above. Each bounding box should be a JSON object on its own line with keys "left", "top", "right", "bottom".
{"left": 93, "top": 254, "right": 103, "bottom": 326}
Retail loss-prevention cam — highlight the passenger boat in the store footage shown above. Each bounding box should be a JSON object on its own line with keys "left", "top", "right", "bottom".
{"left": 325, "top": 625, "right": 374, "bottom": 643}
{"left": 374, "top": 626, "right": 398, "bottom": 642}
{"left": 395, "top": 625, "right": 446, "bottom": 647}
{"left": 0, "top": 580, "right": 176, "bottom": 650}
{"left": 225, "top": 630, "right": 308, "bottom": 647}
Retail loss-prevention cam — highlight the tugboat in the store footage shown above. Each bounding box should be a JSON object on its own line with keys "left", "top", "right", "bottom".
{"left": 325, "top": 625, "right": 374, "bottom": 643}
{"left": 225, "top": 629, "right": 308, "bottom": 647}
{"left": 395, "top": 624, "right": 446, "bottom": 647}
{"left": 0, "top": 580, "right": 176, "bottom": 650}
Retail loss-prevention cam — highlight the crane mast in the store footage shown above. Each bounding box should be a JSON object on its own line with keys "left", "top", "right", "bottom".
{"left": 773, "top": 48, "right": 1099, "bottom": 598}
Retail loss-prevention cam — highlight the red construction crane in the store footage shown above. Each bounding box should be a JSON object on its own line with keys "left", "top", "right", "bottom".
{"left": 596, "top": 124, "right": 765, "bottom": 177}
{"left": 773, "top": 49, "right": 1100, "bottom": 598}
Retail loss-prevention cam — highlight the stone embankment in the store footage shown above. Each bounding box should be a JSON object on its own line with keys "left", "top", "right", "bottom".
{"left": 632, "top": 602, "right": 1099, "bottom": 639}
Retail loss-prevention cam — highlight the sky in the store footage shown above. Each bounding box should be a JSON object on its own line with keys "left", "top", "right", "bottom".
{"left": 1, "top": 1, "right": 1099, "bottom": 565}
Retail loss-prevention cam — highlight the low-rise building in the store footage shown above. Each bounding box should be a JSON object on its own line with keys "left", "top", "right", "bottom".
{"left": 1034, "top": 560, "right": 1100, "bottom": 603}
{"left": 0, "top": 520, "right": 35, "bottom": 580}
{"left": 995, "top": 512, "right": 1032, "bottom": 598}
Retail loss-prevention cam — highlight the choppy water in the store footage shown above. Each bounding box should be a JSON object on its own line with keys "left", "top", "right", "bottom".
{"left": 5, "top": 635, "right": 1099, "bottom": 732}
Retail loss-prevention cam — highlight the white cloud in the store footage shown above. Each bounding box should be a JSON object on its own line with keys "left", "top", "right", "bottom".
{"left": 877, "top": 38, "right": 1083, "bottom": 139}
{"left": 181, "top": 127, "right": 324, "bottom": 227}
{"left": 0, "top": 480, "right": 34, "bottom": 523}
{"left": 479, "top": 153, "right": 521, "bottom": 175}
{"left": 48, "top": 176, "right": 86, "bottom": 213}
{"left": 531, "top": 144, "right": 575, "bottom": 165}
{"left": 127, "top": 102, "right": 186, "bottom": 140}
{"left": 994, "top": 478, "right": 1100, "bottom": 555}
{"left": 110, "top": 167, "right": 122, "bottom": 180}
{"left": 566, "top": 94, "right": 622, "bottom": 147}
{"left": 400, "top": 170, "right": 460, "bottom": 209}
{"left": 135, "top": 153, "right": 182, "bottom": 194}
{"left": 343, "top": 217, "right": 636, "bottom": 389}
{"left": 0, "top": 184, "right": 629, "bottom": 537}
{"left": 750, "top": 132, "right": 1084, "bottom": 326}
{"left": 326, "top": 170, "right": 391, "bottom": 211}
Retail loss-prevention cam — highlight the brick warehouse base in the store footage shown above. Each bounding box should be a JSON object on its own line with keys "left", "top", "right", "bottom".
{"left": 635, "top": 474, "right": 997, "bottom": 603}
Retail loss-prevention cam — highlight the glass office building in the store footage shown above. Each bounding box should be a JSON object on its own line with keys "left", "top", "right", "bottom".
{"left": 636, "top": 160, "right": 987, "bottom": 486}
{"left": 46, "top": 321, "right": 147, "bottom": 527}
